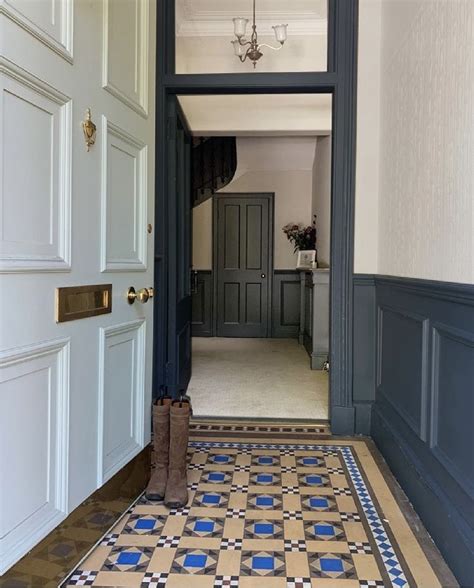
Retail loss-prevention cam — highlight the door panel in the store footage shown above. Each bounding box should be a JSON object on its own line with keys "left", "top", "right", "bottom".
{"left": 102, "top": 118, "right": 147, "bottom": 272}
{"left": 166, "top": 98, "right": 193, "bottom": 396}
{"left": 0, "top": 0, "right": 156, "bottom": 573}
{"left": 216, "top": 195, "right": 272, "bottom": 338}
{"left": 99, "top": 320, "right": 146, "bottom": 485}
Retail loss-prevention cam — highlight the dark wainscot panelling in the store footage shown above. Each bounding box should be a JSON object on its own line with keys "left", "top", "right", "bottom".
{"left": 191, "top": 270, "right": 213, "bottom": 337}
{"left": 272, "top": 270, "right": 300, "bottom": 338}
{"left": 352, "top": 275, "right": 377, "bottom": 435}
{"left": 192, "top": 270, "right": 301, "bottom": 339}
{"left": 372, "top": 276, "right": 474, "bottom": 587}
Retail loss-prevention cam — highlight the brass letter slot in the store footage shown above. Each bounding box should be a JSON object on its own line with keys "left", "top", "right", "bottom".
{"left": 56, "top": 284, "right": 112, "bottom": 323}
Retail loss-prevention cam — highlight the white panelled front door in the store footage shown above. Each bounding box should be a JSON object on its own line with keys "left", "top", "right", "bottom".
{"left": 0, "top": 0, "right": 156, "bottom": 574}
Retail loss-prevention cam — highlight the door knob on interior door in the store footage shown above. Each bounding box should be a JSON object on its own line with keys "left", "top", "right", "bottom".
{"left": 261, "top": 273, "right": 266, "bottom": 278}
{"left": 127, "top": 287, "right": 155, "bottom": 304}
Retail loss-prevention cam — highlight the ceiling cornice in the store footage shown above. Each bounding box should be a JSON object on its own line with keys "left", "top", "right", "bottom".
{"left": 176, "top": 6, "right": 327, "bottom": 37}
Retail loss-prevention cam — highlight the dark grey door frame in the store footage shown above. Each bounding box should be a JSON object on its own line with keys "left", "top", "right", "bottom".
{"left": 154, "top": 0, "right": 359, "bottom": 434}
{"left": 212, "top": 193, "right": 274, "bottom": 338}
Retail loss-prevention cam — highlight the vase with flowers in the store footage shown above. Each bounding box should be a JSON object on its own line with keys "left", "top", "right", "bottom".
{"left": 282, "top": 216, "right": 317, "bottom": 268}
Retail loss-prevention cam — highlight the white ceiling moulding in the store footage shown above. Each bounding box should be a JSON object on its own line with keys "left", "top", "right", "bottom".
{"left": 176, "top": 0, "right": 327, "bottom": 37}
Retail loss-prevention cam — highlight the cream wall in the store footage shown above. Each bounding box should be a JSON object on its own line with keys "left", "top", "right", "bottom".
{"left": 192, "top": 137, "right": 318, "bottom": 270}
{"left": 377, "top": 0, "right": 473, "bottom": 283}
{"left": 193, "top": 199, "right": 213, "bottom": 270}
{"left": 221, "top": 169, "right": 314, "bottom": 269}
{"left": 356, "top": 0, "right": 474, "bottom": 284}
{"left": 354, "top": 0, "right": 381, "bottom": 274}
{"left": 312, "top": 136, "right": 332, "bottom": 267}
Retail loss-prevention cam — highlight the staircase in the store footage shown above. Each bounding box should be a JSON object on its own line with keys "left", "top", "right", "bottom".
{"left": 192, "top": 137, "right": 237, "bottom": 208}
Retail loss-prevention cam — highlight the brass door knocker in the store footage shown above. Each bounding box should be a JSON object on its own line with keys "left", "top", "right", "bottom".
{"left": 82, "top": 108, "right": 97, "bottom": 151}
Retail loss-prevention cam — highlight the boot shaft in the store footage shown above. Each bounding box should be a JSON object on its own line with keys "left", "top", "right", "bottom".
{"left": 152, "top": 397, "right": 172, "bottom": 467}
{"left": 168, "top": 400, "right": 191, "bottom": 470}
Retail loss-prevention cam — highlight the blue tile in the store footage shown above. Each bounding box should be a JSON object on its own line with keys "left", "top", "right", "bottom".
{"left": 252, "top": 556, "right": 274, "bottom": 570}
{"left": 213, "top": 455, "right": 230, "bottom": 463}
{"left": 184, "top": 554, "right": 207, "bottom": 568}
{"left": 303, "top": 457, "right": 319, "bottom": 465}
{"left": 134, "top": 519, "right": 155, "bottom": 530}
{"left": 320, "top": 557, "right": 344, "bottom": 572}
{"left": 208, "top": 472, "right": 225, "bottom": 482}
{"left": 258, "top": 457, "right": 273, "bottom": 464}
{"left": 256, "top": 474, "right": 272, "bottom": 484}
{"left": 256, "top": 496, "right": 273, "bottom": 506}
{"left": 202, "top": 494, "right": 220, "bottom": 504}
{"left": 254, "top": 523, "right": 274, "bottom": 535}
{"left": 306, "top": 475, "right": 322, "bottom": 485}
{"left": 315, "top": 524, "right": 335, "bottom": 536}
{"left": 194, "top": 521, "right": 214, "bottom": 532}
{"left": 117, "top": 551, "right": 141, "bottom": 565}
{"left": 310, "top": 498, "right": 328, "bottom": 508}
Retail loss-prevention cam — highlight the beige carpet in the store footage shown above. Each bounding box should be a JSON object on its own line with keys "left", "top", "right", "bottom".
{"left": 188, "top": 338, "right": 329, "bottom": 420}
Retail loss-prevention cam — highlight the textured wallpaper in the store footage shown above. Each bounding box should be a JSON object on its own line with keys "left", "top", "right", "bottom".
{"left": 377, "top": 0, "right": 474, "bottom": 284}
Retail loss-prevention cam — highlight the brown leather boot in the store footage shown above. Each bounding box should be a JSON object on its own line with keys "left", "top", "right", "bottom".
{"left": 145, "top": 397, "right": 172, "bottom": 501}
{"left": 164, "top": 399, "right": 191, "bottom": 508}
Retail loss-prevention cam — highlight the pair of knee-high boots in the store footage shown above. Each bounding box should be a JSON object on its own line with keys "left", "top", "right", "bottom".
{"left": 145, "top": 397, "right": 191, "bottom": 508}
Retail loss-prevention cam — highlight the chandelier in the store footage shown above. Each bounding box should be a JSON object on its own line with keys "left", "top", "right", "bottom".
{"left": 231, "top": 0, "right": 288, "bottom": 69}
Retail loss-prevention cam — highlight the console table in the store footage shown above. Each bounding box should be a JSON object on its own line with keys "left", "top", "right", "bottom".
{"left": 298, "top": 268, "right": 330, "bottom": 369}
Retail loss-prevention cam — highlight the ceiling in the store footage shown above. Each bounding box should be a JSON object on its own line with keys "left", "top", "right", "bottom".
{"left": 176, "top": 0, "right": 328, "bottom": 37}
{"left": 178, "top": 94, "right": 332, "bottom": 136}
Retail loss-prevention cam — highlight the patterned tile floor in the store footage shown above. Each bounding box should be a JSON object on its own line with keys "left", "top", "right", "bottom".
{"left": 61, "top": 426, "right": 456, "bottom": 588}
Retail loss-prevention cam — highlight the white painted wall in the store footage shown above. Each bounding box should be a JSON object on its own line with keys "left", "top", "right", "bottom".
{"left": 312, "top": 136, "right": 332, "bottom": 267}
{"left": 356, "top": 0, "right": 474, "bottom": 284}
{"left": 192, "top": 137, "right": 318, "bottom": 270}
{"left": 354, "top": 0, "right": 381, "bottom": 274}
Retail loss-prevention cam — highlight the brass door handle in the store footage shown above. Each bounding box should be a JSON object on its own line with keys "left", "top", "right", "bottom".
{"left": 127, "top": 287, "right": 155, "bottom": 304}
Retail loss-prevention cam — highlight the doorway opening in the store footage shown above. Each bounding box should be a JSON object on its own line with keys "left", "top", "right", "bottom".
{"left": 179, "top": 94, "right": 332, "bottom": 421}
{"left": 155, "top": 0, "right": 357, "bottom": 434}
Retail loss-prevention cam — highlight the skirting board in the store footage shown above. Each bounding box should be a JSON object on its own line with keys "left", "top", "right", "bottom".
{"left": 372, "top": 407, "right": 474, "bottom": 586}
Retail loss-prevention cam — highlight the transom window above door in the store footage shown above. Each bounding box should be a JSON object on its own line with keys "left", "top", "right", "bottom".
{"left": 175, "top": 0, "right": 328, "bottom": 73}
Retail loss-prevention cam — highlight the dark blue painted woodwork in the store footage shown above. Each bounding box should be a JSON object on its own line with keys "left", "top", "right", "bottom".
{"left": 369, "top": 275, "right": 474, "bottom": 587}
{"left": 154, "top": 0, "right": 360, "bottom": 435}
{"left": 165, "top": 98, "right": 193, "bottom": 396}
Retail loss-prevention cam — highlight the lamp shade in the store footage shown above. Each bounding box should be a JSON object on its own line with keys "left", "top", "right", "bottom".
{"left": 231, "top": 40, "right": 245, "bottom": 57}
{"left": 233, "top": 17, "right": 248, "bottom": 38}
{"left": 272, "top": 24, "right": 288, "bottom": 43}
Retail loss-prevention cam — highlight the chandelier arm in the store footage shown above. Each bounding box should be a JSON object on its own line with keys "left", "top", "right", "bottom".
{"left": 257, "top": 43, "right": 284, "bottom": 52}
{"left": 236, "top": 38, "right": 252, "bottom": 47}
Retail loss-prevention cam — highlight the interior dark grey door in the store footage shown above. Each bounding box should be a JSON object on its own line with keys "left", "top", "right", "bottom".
{"left": 215, "top": 194, "right": 272, "bottom": 337}
{"left": 167, "top": 97, "right": 192, "bottom": 396}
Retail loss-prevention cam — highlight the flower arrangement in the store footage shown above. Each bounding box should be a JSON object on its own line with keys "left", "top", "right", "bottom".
{"left": 282, "top": 215, "right": 317, "bottom": 252}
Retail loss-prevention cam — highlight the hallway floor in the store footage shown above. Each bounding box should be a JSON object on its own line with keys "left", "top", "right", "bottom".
{"left": 188, "top": 338, "right": 329, "bottom": 420}
{"left": 62, "top": 422, "right": 456, "bottom": 588}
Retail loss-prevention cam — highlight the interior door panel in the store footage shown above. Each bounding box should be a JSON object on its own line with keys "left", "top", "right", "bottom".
{"left": 215, "top": 195, "right": 272, "bottom": 338}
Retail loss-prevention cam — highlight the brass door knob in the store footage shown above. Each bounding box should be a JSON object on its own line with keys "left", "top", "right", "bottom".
{"left": 127, "top": 287, "right": 155, "bottom": 304}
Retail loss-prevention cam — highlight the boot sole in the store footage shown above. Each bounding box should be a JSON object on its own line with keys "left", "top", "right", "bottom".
{"left": 164, "top": 501, "right": 186, "bottom": 509}
{"left": 145, "top": 492, "right": 165, "bottom": 502}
